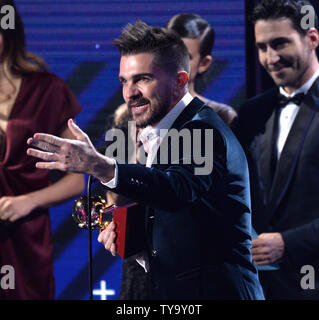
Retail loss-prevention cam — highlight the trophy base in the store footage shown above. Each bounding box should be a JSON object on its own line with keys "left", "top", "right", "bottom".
{"left": 113, "top": 203, "right": 147, "bottom": 259}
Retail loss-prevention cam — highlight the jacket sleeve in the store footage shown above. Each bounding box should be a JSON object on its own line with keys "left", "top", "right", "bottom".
{"left": 281, "top": 219, "right": 319, "bottom": 266}
{"left": 105, "top": 121, "right": 227, "bottom": 212}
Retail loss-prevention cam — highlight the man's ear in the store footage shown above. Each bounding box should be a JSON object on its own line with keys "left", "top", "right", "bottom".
{"left": 306, "top": 28, "right": 319, "bottom": 51}
{"left": 173, "top": 71, "right": 189, "bottom": 99}
{"left": 198, "top": 55, "right": 213, "bottom": 74}
{"left": 177, "top": 71, "right": 189, "bottom": 88}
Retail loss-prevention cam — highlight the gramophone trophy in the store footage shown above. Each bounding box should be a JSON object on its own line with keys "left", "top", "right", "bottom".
{"left": 72, "top": 196, "right": 146, "bottom": 258}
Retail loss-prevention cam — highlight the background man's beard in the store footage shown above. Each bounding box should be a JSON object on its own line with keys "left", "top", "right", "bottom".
{"left": 271, "top": 66, "right": 307, "bottom": 89}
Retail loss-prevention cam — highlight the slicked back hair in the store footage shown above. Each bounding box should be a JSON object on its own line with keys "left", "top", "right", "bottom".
{"left": 165, "top": 13, "right": 215, "bottom": 59}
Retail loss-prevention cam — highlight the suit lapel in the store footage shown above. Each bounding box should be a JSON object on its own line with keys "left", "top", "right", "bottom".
{"left": 168, "top": 97, "right": 205, "bottom": 131}
{"left": 152, "top": 97, "right": 206, "bottom": 168}
{"left": 268, "top": 78, "right": 319, "bottom": 216}
{"left": 250, "top": 88, "right": 279, "bottom": 204}
{"left": 146, "top": 97, "right": 206, "bottom": 235}
{"left": 259, "top": 103, "right": 277, "bottom": 199}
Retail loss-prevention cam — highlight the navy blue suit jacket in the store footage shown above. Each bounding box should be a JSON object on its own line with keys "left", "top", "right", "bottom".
{"left": 109, "top": 97, "right": 264, "bottom": 299}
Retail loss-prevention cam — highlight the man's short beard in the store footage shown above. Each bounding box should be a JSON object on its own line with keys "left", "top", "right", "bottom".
{"left": 130, "top": 100, "right": 170, "bottom": 128}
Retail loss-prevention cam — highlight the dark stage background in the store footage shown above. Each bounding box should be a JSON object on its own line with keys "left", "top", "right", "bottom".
{"left": 16, "top": 0, "right": 245, "bottom": 300}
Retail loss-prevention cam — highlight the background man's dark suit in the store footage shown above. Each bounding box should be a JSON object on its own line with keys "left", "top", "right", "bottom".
{"left": 108, "top": 97, "right": 264, "bottom": 300}
{"left": 237, "top": 78, "right": 319, "bottom": 299}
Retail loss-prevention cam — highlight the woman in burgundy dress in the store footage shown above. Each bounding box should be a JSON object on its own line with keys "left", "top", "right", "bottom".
{"left": 0, "top": 1, "right": 84, "bottom": 299}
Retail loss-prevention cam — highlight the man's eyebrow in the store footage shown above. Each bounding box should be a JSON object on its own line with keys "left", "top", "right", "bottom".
{"left": 271, "top": 37, "right": 290, "bottom": 44}
{"left": 256, "top": 36, "right": 290, "bottom": 46}
{"left": 118, "top": 73, "right": 154, "bottom": 82}
{"left": 255, "top": 41, "right": 266, "bottom": 48}
{"left": 133, "top": 73, "right": 154, "bottom": 79}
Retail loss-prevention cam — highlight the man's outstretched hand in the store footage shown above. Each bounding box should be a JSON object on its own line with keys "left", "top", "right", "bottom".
{"left": 27, "top": 119, "right": 115, "bottom": 182}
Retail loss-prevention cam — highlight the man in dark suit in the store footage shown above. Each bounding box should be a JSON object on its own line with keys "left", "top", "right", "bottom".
{"left": 27, "top": 21, "right": 264, "bottom": 300}
{"left": 237, "top": 0, "right": 319, "bottom": 299}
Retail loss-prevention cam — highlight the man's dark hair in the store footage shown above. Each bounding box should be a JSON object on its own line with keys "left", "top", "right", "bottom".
{"left": 165, "top": 13, "right": 215, "bottom": 59}
{"left": 251, "top": 0, "right": 318, "bottom": 35}
{"left": 113, "top": 20, "right": 190, "bottom": 76}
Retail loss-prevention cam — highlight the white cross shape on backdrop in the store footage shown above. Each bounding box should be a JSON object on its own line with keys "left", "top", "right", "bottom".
{"left": 93, "top": 280, "right": 115, "bottom": 300}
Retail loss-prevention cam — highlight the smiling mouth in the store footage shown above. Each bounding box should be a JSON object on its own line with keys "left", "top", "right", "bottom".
{"left": 268, "top": 63, "right": 291, "bottom": 74}
{"left": 130, "top": 102, "right": 150, "bottom": 114}
{"left": 134, "top": 103, "right": 148, "bottom": 109}
{"left": 129, "top": 98, "right": 150, "bottom": 109}
{"left": 268, "top": 65, "right": 283, "bottom": 72}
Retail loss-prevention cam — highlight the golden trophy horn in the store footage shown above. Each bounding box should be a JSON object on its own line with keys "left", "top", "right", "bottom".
{"left": 72, "top": 194, "right": 144, "bottom": 259}
{"left": 72, "top": 195, "right": 116, "bottom": 232}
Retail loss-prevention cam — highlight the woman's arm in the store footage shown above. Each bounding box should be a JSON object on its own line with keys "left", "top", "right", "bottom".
{"left": 0, "top": 125, "right": 85, "bottom": 222}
